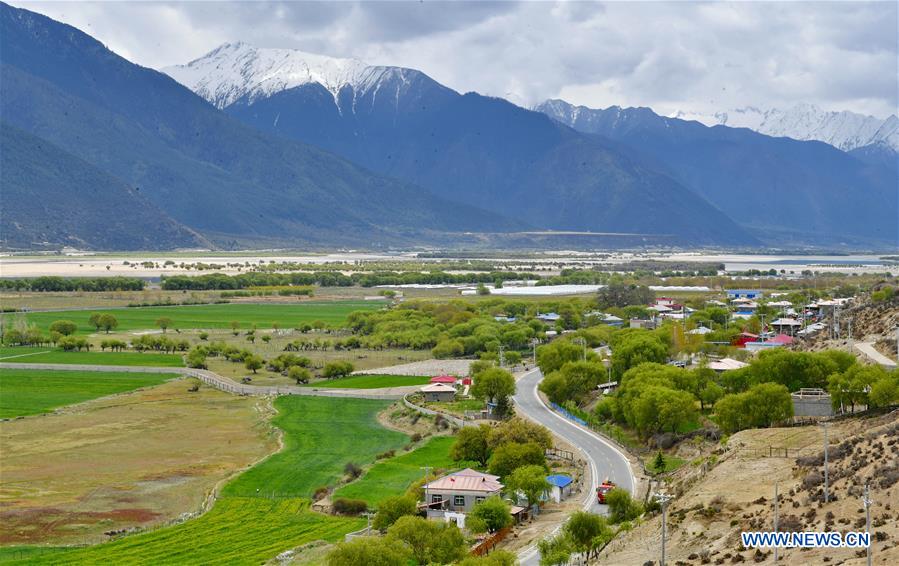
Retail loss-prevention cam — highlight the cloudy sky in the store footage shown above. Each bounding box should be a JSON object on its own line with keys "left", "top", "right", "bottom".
{"left": 11, "top": 1, "right": 899, "bottom": 118}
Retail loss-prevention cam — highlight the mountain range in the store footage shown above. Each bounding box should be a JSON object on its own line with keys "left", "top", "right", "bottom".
{"left": 670, "top": 104, "right": 899, "bottom": 153}
{"left": 1, "top": 3, "right": 896, "bottom": 251}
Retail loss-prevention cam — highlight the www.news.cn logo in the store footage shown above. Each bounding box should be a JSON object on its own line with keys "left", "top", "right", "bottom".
{"left": 741, "top": 531, "right": 870, "bottom": 548}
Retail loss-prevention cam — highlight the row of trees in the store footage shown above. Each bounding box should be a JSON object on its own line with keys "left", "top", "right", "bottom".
{"left": 0, "top": 276, "right": 145, "bottom": 292}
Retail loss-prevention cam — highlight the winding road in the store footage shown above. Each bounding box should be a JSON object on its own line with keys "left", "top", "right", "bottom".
{"left": 513, "top": 368, "right": 637, "bottom": 565}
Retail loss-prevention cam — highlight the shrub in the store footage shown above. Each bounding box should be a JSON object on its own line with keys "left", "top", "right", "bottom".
{"left": 331, "top": 498, "right": 368, "bottom": 516}
{"left": 344, "top": 462, "right": 362, "bottom": 479}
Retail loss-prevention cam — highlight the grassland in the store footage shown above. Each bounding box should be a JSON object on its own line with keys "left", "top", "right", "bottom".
{"left": 0, "top": 369, "right": 176, "bottom": 418}
{"left": 3, "top": 301, "right": 380, "bottom": 335}
{"left": 0, "top": 347, "right": 184, "bottom": 367}
{"left": 303, "top": 374, "right": 430, "bottom": 389}
{"left": 0, "top": 379, "right": 276, "bottom": 545}
{"left": 333, "top": 436, "right": 469, "bottom": 505}
{"left": 0, "top": 397, "right": 408, "bottom": 564}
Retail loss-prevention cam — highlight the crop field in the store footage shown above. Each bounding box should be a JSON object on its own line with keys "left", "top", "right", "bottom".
{"left": 0, "top": 347, "right": 184, "bottom": 367}
{"left": 0, "top": 380, "right": 276, "bottom": 546}
{"left": 0, "top": 369, "right": 176, "bottom": 418}
{"left": 333, "top": 435, "right": 469, "bottom": 505}
{"left": 4, "top": 301, "right": 381, "bottom": 335}
{"left": 0, "top": 396, "right": 408, "bottom": 564}
{"left": 303, "top": 374, "right": 430, "bottom": 389}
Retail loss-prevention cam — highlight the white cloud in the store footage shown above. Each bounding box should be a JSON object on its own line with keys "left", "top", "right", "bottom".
{"left": 9, "top": 0, "right": 897, "bottom": 118}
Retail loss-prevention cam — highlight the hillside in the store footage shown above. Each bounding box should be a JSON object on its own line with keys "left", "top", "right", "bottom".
{"left": 0, "top": 122, "right": 205, "bottom": 250}
{"left": 0, "top": 3, "right": 517, "bottom": 249}
{"left": 537, "top": 100, "right": 898, "bottom": 247}
{"left": 166, "top": 43, "right": 757, "bottom": 247}
{"left": 600, "top": 412, "right": 899, "bottom": 565}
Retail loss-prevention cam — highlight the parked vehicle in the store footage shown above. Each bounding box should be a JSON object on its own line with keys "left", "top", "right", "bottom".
{"left": 596, "top": 480, "right": 616, "bottom": 504}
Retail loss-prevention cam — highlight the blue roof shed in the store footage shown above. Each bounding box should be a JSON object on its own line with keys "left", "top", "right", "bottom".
{"left": 546, "top": 474, "right": 573, "bottom": 488}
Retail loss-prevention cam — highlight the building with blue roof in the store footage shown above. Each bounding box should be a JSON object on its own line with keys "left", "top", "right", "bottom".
{"left": 726, "top": 289, "right": 764, "bottom": 300}
{"left": 546, "top": 474, "right": 573, "bottom": 503}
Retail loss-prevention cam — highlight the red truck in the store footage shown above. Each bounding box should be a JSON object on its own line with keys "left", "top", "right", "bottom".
{"left": 596, "top": 480, "right": 616, "bottom": 504}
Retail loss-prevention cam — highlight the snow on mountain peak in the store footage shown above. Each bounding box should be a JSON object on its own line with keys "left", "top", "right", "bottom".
{"left": 163, "top": 42, "right": 376, "bottom": 108}
{"left": 671, "top": 104, "right": 898, "bottom": 152}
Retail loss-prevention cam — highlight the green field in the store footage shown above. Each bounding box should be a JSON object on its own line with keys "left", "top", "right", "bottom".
{"left": 0, "top": 369, "right": 175, "bottom": 418}
{"left": 4, "top": 301, "right": 380, "bottom": 335}
{"left": 304, "top": 374, "right": 430, "bottom": 389}
{"left": 0, "top": 397, "right": 408, "bottom": 564}
{"left": 334, "top": 436, "right": 470, "bottom": 506}
{"left": 0, "top": 347, "right": 184, "bottom": 367}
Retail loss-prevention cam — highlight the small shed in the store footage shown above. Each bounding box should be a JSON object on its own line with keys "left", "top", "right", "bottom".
{"left": 545, "top": 474, "right": 573, "bottom": 503}
{"left": 420, "top": 383, "right": 456, "bottom": 403}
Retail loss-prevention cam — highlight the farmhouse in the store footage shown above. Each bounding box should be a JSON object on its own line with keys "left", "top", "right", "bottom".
{"left": 420, "top": 383, "right": 456, "bottom": 402}
{"left": 423, "top": 469, "right": 503, "bottom": 514}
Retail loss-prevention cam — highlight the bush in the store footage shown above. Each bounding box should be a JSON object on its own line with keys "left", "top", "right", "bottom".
{"left": 344, "top": 462, "right": 362, "bottom": 479}
{"left": 607, "top": 488, "right": 643, "bottom": 523}
{"left": 323, "top": 361, "right": 354, "bottom": 379}
{"left": 372, "top": 495, "right": 417, "bottom": 531}
{"left": 331, "top": 498, "right": 368, "bottom": 516}
{"left": 469, "top": 497, "right": 513, "bottom": 532}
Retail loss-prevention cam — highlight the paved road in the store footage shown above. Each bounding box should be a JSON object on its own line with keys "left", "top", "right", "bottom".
{"left": 854, "top": 341, "right": 897, "bottom": 368}
{"left": 513, "top": 368, "right": 636, "bottom": 564}
{"left": 0, "top": 362, "right": 416, "bottom": 400}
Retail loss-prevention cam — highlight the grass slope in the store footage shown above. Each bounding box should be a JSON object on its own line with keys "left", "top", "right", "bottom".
{"left": 5, "top": 301, "right": 379, "bottom": 335}
{"left": 0, "top": 347, "right": 184, "bottom": 367}
{"left": 303, "top": 374, "right": 430, "bottom": 389}
{"left": 0, "top": 369, "right": 174, "bottom": 418}
{"left": 334, "top": 436, "right": 469, "bottom": 506}
{"left": 0, "top": 397, "right": 407, "bottom": 564}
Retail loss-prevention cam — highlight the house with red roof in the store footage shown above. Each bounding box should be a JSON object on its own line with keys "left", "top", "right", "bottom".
{"left": 423, "top": 468, "right": 503, "bottom": 513}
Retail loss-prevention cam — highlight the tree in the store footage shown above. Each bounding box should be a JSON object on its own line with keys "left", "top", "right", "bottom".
{"left": 48, "top": 320, "right": 77, "bottom": 336}
{"left": 699, "top": 382, "right": 725, "bottom": 411}
{"left": 230, "top": 320, "right": 240, "bottom": 335}
{"left": 507, "top": 465, "right": 550, "bottom": 510}
{"left": 451, "top": 424, "right": 492, "bottom": 466}
{"left": 653, "top": 451, "right": 666, "bottom": 473}
{"left": 538, "top": 533, "right": 574, "bottom": 566}
{"left": 606, "top": 488, "right": 643, "bottom": 523}
{"left": 597, "top": 282, "right": 654, "bottom": 308}
{"left": 536, "top": 340, "right": 589, "bottom": 374}
{"left": 611, "top": 333, "right": 668, "bottom": 378}
{"left": 539, "top": 361, "right": 606, "bottom": 405}
{"left": 715, "top": 382, "right": 793, "bottom": 433}
{"left": 199, "top": 332, "right": 209, "bottom": 341}
{"left": 477, "top": 283, "right": 490, "bottom": 295}
{"left": 488, "top": 417, "right": 553, "bottom": 450}
{"left": 869, "top": 375, "right": 899, "bottom": 408}
{"left": 469, "top": 496, "right": 514, "bottom": 532}
{"left": 289, "top": 366, "right": 311, "bottom": 384}
{"left": 323, "top": 361, "right": 354, "bottom": 379}
{"left": 186, "top": 348, "right": 207, "bottom": 369}
{"left": 386, "top": 516, "right": 466, "bottom": 565}
{"left": 244, "top": 354, "right": 263, "bottom": 374}
{"left": 471, "top": 367, "right": 515, "bottom": 406}
{"left": 488, "top": 442, "right": 545, "bottom": 478}
{"left": 326, "top": 536, "right": 413, "bottom": 566}
{"left": 88, "top": 312, "right": 103, "bottom": 332}
{"left": 156, "top": 317, "right": 173, "bottom": 333}
{"left": 564, "top": 511, "right": 614, "bottom": 558}
{"left": 432, "top": 338, "right": 464, "bottom": 359}
{"left": 97, "top": 314, "right": 118, "bottom": 333}
{"left": 373, "top": 495, "right": 417, "bottom": 532}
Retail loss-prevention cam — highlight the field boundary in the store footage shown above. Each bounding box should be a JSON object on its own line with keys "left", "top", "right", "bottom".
{"left": 0, "top": 363, "right": 412, "bottom": 400}
{"left": 402, "top": 393, "right": 470, "bottom": 428}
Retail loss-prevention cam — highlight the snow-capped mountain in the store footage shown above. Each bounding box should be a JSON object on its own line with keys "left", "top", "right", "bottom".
{"left": 163, "top": 42, "right": 426, "bottom": 109}
{"left": 671, "top": 104, "right": 898, "bottom": 152}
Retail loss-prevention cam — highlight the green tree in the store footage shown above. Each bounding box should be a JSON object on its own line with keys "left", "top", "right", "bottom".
{"left": 244, "top": 354, "right": 263, "bottom": 374}
{"left": 97, "top": 313, "right": 118, "bottom": 333}
{"left": 373, "top": 495, "right": 417, "bottom": 532}
{"left": 451, "top": 424, "right": 492, "bottom": 466}
{"left": 457, "top": 550, "right": 517, "bottom": 566}
{"left": 186, "top": 348, "right": 207, "bottom": 369}
{"left": 471, "top": 367, "right": 515, "bottom": 404}
{"left": 48, "top": 320, "right": 77, "bottom": 336}
{"left": 488, "top": 417, "right": 553, "bottom": 450}
{"left": 326, "top": 536, "right": 412, "bottom": 566}
{"left": 155, "top": 317, "right": 173, "bottom": 333}
{"left": 597, "top": 282, "right": 654, "bottom": 308}
{"left": 564, "top": 511, "right": 614, "bottom": 558}
{"left": 288, "top": 366, "right": 311, "bottom": 384}
{"left": 606, "top": 488, "right": 643, "bottom": 523}
{"left": 653, "top": 451, "right": 666, "bottom": 473}
{"left": 323, "top": 361, "right": 354, "bottom": 379}
{"left": 869, "top": 375, "right": 899, "bottom": 408}
{"left": 432, "top": 338, "right": 464, "bottom": 359}
{"left": 386, "top": 516, "right": 466, "bottom": 564}
{"left": 488, "top": 442, "right": 545, "bottom": 477}
{"left": 538, "top": 533, "right": 574, "bottom": 566}
{"left": 611, "top": 333, "right": 668, "bottom": 378}
{"left": 88, "top": 313, "right": 103, "bottom": 332}
{"left": 507, "top": 465, "right": 550, "bottom": 510}
{"left": 469, "top": 496, "right": 514, "bottom": 532}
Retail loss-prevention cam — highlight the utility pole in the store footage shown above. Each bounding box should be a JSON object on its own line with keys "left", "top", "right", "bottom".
{"left": 531, "top": 338, "right": 539, "bottom": 366}
{"left": 822, "top": 422, "right": 830, "bottom": 503}
{"left": 863, "top": 483, "right": 872, "bottom": 566}
{"left": 421, "top": 466, "right": 432, "bottom": 511}
{"left": 773, "top": 482, "right": 779, "bottom": 563}
{"left": 656, "top": 493, "right": 674, "bottom": 566}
